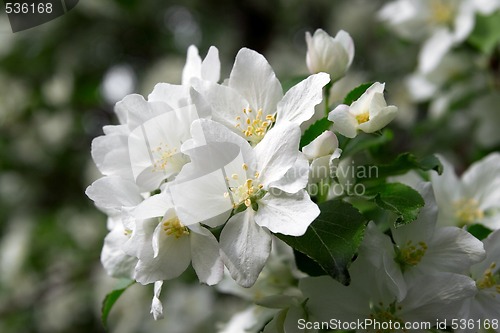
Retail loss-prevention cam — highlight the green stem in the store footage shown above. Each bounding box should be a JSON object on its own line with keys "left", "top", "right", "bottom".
{"left": 323, "top": 82, "right": 333, "bottom": 117}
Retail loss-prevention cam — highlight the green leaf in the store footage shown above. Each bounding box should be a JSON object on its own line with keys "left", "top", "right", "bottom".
{"left": 340, "top": 129, "right": 393, "bottom": 157}
{"left": 275, "top": 199, "right": 367, "bottom": 285}
{"left": 299, "top": 117, "right": 332, "bottom": 149}
{"left": 466, "top": 224, "right": 493, "bottom": 241}
{"left": 102, "top": 279, "right": 135, "bottom": 329}
{"left": 343, "top": 82, "right": 374, "bottom": 105}
{"left": 359, "top": 153, "right": 443, "bottom": 180}
{"left": 293, "top": 249, "right": 327, "bottom": 277}
{"left": 364, "top": 182, "right": 424, "bottom": 227}
{"left": 468, "top": 12, "right": 500, "bottom": 54}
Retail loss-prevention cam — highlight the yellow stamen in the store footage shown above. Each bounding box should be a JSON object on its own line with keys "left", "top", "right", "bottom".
{"left": 454, "top": 198, "right": 484, "bottom": 226}
{"left": 162, "top": 216, "right": 189, "bottom": 238}
{"left": 476, "top": 262, "right": 499, "bottom": 292}
{"left": 234, "top": 108, "right": 275, "bottom": 145}
{"left": 396, "top": 241, "right": 428, "bottom": 269}
{"left": 430, "top": 0, "right": 454, "bottom": 25}
{"left": 355, "top": 112, "right": 370, "bottom": 124}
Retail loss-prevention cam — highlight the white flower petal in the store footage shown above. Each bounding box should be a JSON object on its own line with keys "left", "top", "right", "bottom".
{"left": 302, "top": 130, "right": 338, "bottom": 160}
{"left": 170, "top": 167, "right": 232, "bottom": 227}
{"left": 470, "top": 229, "right": 500, "bottom": 278}
{"left": 350, "top": 82, "right": 385, "bottom": 116}
{"left": 201, "top": 46, "right": 220, "bottom": 83}
{"left": 473, "top": 0, "right": 500, "bottom": 14}
{"left": 192, "top": 81, "right": 250, "bottom": 137}
{"left": 254, "top": 123, "right": 301, "bottom": 187}
{"left": 276, "top": 72, "right": 330, "bottom": 125}
{"left": 418, "top": 29, "right": 455, "bottom": 74}
{"left": 359, "top": 222, "right": 407, "bottom": 302}
{"left": 91, "top": 131, "right": 132, "bottom": 179}
{"left": 430, "top": 155, "right": 463, "bottom": 226}
{"left": 85, "top": 176, "right": 143, "bottom": 216}
{"left": 101, "top": 224, "right": 137, "bottom": 279}
{"left": 452, "top": 2, "right": 475, "bottom": 42}
{"left": 148, "top": 83, "right": 190, "bottom": 108}
{"left": 308, "top": 155, "right": 331, "bottom": 184}
{"left": 134, "top": 228, "right": 191, "bottom": 284}
{"left": 115, "top": 94, "right": 164, "bottom": 130}
{"left": 133, "top": 191, "right": 173, "bottom": 220}
{"left": 335, "top": 30, "right": 355, "bottom": 67}
{"left": 189, "top": 225, "right": 224, "bottom": 285}
{"left": 228, "top": 48, "right": 283, "bottom": 115}
{"left": 150, "top": 281, "right": 164, "bottom": 320}
{"left": 268, "top": 152, "right": 309, "bottom": 194}
{"left": 256, "top": 190, "right": 319, "bottom": 236}
{"left": 328, "top": 104, "right": 357, "bottom": 138}
{"left": 122, "top": 218, "right": 156, "bottom": 259}
{"left": 462, "top": 153, "right": 500, "bottom": 209}
{"left": 422, "top": 226, "right": 485, "bottom": 273}
{"left": 401, "top": 273, "right": 476, "bottom": 322}
{"left": 220, "top": 210, "right": 272, "bottom": 287}
{"left": 188, "top": 118, "right": 254, "bottom": 163}
{"left": 305, "top": 29, "right": 353, "bottom": 81}
{"left": 182, "top": 45, "right": 202, "bottom": 86}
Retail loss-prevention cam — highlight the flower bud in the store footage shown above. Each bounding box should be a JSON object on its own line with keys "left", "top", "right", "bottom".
{"left": 305, "top": 29, "right": 355, "bottom": 82}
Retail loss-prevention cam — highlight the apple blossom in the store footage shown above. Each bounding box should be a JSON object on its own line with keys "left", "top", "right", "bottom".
{"left": 301, "top": 130, "right": 341, "bottom": 184}
{"left": 169, "top": 119, "right": 319, "bottom": 287}
{"left": 430, "top": 153, "right": 500, "bottom": 229}
{"left": 459, "top": 229, "right": 500, "bottom": 327}
{"left": 359, "top": 182, "right": 485, "bottom": 301}
{"left": 129, "top": 189, "right": 223, "bottom": 286}
{"left": 378, "top": 0, "right": 476, "bottom": 73}
{"left": 300, "top": 255, "right": 477, "bottom": 326}
{"left": 192, "top": 48, "right": 330, "bottom": 146}
{"left": 305, "top": 29, "right": 354, "bottom": 82}
{"left": 328, "top": 82, "right": 398, "bottom": 138}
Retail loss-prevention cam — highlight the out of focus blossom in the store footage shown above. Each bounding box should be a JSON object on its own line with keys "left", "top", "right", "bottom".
{"left": 305, "top": 29, "right": 354, "bottom": 82}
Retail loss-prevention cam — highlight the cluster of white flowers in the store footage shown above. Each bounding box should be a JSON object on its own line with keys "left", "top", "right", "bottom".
{"left": 86, "top": 26, "right": 500, "bottom": 332}
{"left": 379, "top": 0, "right": 500, "bottom": 73}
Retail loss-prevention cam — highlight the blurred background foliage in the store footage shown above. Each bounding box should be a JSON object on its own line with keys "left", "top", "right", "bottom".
{"left": 0, "top": 0, "right": 498, "bottom": 332}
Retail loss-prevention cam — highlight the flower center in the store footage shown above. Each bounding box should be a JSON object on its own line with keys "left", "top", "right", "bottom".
{"left": 395, "top": 240, "right": 428, "bottom": 270}
{"left": 162, "top": 216, "right": 189, "bottom": 238}
{"left": 454, "top": 198, "right": 484, "bottom": 226}
{"left": 235, "top": 108, "right": 275, "bottom": 145}
{"left": 152, "top": 143, "right": 188, "bottom": 173}
{"left": 355, "top": 112, "right": 370, "bottom": 124}
{"left": 224, "top": 163, "right": 264, "bottom": 210}
{"left": 476, "top": 262, "right": 500, "bottom": 293}
{"left": 369, "top": 301, "right": 404, "bottom": 333}
{"left": 430, "top": 0, "right": 454, "bottom": 25}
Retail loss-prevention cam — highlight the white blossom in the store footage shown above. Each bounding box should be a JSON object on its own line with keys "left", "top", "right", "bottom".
{"left": 359, "top": 182, "right": 485, "bottom": 301}
{"left": 459, "top": 229, "right": 500, "bottom": 328}
{"left": 430, "top": 153, "right": 500, "bottom": 229}
{"left": 305, "top": 29, "right": 354, "bottom": 82}
{"left": 379, "top": 0, "right": 476, "bottom": 73}
{"left": 169, "top": 119, "right": 319, "bottom": 287}
{"left": 302, "top": 130, "right": 341, "bottom": 184}
{"left": 129, "top": 190, "right": 223, "bottom": 285}
{"left": 328, "top": 82, "right": 398, "bottom": 138}
{"left": 300, "top": 255, "right": 477, "bottom": 327}
{"left": 192, "top": 48, "right": 330, "bottom": 146}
